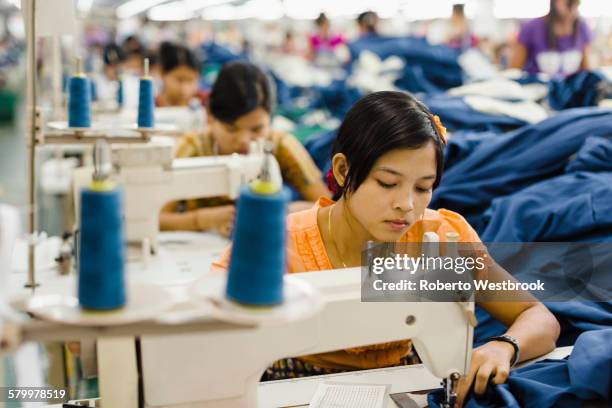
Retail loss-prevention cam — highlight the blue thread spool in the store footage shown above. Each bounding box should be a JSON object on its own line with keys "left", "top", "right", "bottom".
{"left": 78, "top": 145, "right": 126, "bottom": 310}
{"left": 137, "top": 58, "right": 155, "bottom": 128}
{"left": 68, "top": 75, "right": 91, "bottom": 128}
{"left": 90, "top": 78, "right": 98, "bottom": 102}
{"left": 116, "top": 79, "right": 124, "bottom": 108}
{"left": 78, "top": 187, "right": 126, "bottom": 309}
{"left": 226, "top": 186, "right": 289, "bottom": 305}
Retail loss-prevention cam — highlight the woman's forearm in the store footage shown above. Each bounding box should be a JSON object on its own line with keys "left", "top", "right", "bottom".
{"left": 159, "top": 211, "right": 199, "bottom": 231}
{"left": 505, "top": 303, "right": 560, "bottom": 363}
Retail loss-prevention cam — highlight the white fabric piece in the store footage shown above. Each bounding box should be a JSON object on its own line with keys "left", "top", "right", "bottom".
{"left": 349, "top": 50, "right": 404, "bottom": 94}
{"left": 449, "top": 78, "right": 548, "bottom": 101}
{"left": 269, "top": 55, "right": 334, "bottom": 88}
{"left": 464, "top": 95, "right": 549, "bottom": 124}
{"left": 458, "top": 49, "right": 499, "bottom": 81}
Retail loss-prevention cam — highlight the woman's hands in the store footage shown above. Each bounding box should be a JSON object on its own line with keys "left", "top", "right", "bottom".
{"left": 195, "top": 205, "right": 235, "bottom": 238}
{"left": 455, "top": 340, "right": 515, "bottom": 407}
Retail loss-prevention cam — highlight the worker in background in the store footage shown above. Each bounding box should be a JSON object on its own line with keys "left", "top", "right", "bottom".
{"left": 155, "top": 41, "right": 206, "bottom": 107}
{"left": 122, "top": 35, "right": 145, "bottom": 76}
{"left": 357, "top": 10, "right": 380, "bottom": 38}
{"left": 159, "top": 61, "right": 330, "bottom": 237}
{"left": 446, "top": 3, "right": 479, "bottom": 50}
{"left": 91, "top": 43, "right": 125, "bottom": 104}
{"left": 509, "top": 0, "right": 593, "bottom": 76}
{"left": 212, "top": 92, "right": 560, "bottom": 407}
{"left": 308, "top": 13, "right": 345, "bottom": 61}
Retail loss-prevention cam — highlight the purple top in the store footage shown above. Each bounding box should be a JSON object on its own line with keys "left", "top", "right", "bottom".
{"left": 518, "top": 17, "right": 593, "bottom": 76}
{"left": 309, "top": 34, "right": 345, "bottom": 52}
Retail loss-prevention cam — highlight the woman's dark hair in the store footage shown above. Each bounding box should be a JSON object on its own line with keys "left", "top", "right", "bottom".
{"left": 329, "top": 91, "right": 445, "bottom": 201}
{"left": 103, "top": 43, "right": 125, "bottom": 66}
{"left": 315, "top": 13, "right": 329, "bottom": 27}
{"left": 545, "top": 0, "right": 580, "bottom": 49}
{"left": 357, "top": 11, "right": 379, "bottom": 34}
{"left": 452, "top": 3, "right": 465, "bottom": 17}
{"left": 158, "top": 41, "right": 200, "bottom": 74}
{"left": 209, "top": 61, "right": 274, "bottom": 124}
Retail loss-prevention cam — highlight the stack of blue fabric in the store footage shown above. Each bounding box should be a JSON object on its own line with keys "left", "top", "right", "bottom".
{"left": 347, "top": 35, "right": 463, "bottom": 94}
{"left": 432, "top": 108, "right": 612, "bottom": 233}
{"left": 428, "top": 107, "right": 612, "bottom": 408}
{"left": 548, "top": 70, "right": 612, "bottom": 111}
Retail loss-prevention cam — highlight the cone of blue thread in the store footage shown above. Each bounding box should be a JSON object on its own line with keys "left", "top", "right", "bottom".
{"left": 68, "top": 58, "right": 91, "bottom": 128}
{"left": 78, "top": 139, "right": 126, "bottom": 310}
{"left": 137, "top": 58, "right": 155, "bottom": 128}
{"left": 116, "top": 78, "right": 124, "bottom": 108}
{"left": 226, "top": 150, "right": 289, "bottom": 306}
{"left": 89, "top": 78, "right": 98, "bottom": 102}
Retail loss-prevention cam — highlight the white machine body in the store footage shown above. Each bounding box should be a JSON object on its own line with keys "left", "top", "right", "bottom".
{"left": 73, "top": 142, "right": 281, "bottom": 251}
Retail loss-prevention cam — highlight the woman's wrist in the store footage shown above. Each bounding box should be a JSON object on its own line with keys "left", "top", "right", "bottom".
{"left": 193, "top": 210, "right": 206, "bottom": 231}
{"left": 487, "top": 334, "right": 520, "bottom": 366}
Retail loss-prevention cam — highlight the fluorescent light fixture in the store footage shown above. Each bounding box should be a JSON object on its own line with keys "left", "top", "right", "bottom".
{"left": 78, "top": 0, "right": 93, "bottom": 12}
{"left": 282, "top": 0, "right": 401, "bottom": 19}
{"left": 493, "top": 0, "right": 548, "bottom": 19}
{"left": 117, "top": 0, "right": 170, "bottom": 19}
{"left": 148, "top": 0, "right": 233, "bottom": 21}
{"left": 400, "top": 0, "right": 478, "bottom": 21}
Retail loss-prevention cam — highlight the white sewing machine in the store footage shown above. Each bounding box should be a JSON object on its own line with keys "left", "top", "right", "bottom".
{"left": 72, "top": 139, "right": 281, "bottom": 253}
{"left": 11, "top": 267, "right": 474, "bottom": 408}
{"left": 138, "top": 269, "right": 473, "bottom": 408}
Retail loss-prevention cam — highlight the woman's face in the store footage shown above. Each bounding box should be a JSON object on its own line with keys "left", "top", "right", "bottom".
{"left": 554, "top": 0, "right": 580, "bottom": 21}
{"left": 209, "top": 107, "right": 271, "bottom": 155}
{"left": 162, "top": 65, "right": 199, "bottom": 106}
{"left": 344, "top": 144, "right": 437, "bottom": 242}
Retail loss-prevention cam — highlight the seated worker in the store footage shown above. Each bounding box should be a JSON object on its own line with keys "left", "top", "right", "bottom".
{"left": 159, "top": 61, "right": 330, "bottom": 237}
{"left": 155, "top": 41, "right": 207, "bottom": 107}
{"left": 212, "top": 91, "right": 560, "bottom": 406}
{"left": 509, "top": 0, "right": 593, "bottom": 76}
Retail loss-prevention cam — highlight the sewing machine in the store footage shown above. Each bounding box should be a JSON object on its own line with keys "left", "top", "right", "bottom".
{"left": 138, "top": 268, "right": 473, "bottom": 408}
{"left": 10, "top": 266, "right": 474, "bottom": 408}
{"left": 72, "top": 139, "right": 281, "bottom": 253}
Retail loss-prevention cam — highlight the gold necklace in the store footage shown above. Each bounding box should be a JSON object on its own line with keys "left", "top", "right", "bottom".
{"left": 328, "top": 205, "right": 348, "bottom": 268}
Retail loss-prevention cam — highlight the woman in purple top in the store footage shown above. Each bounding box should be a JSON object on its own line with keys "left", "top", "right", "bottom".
{"left": 510, "top": 0, "right": 593, "bottom": 76}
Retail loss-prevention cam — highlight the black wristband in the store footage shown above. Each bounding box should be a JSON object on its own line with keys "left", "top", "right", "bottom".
{"left": 486, "top": 334, "right": 520, "bottom": 367}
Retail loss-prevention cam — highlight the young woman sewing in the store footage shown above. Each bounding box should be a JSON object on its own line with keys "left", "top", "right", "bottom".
{"left": 212, "top": 91, "right": 560, "bottom": 406}
{"left": 159, "top": 61, "right": 330, "bottom": 237}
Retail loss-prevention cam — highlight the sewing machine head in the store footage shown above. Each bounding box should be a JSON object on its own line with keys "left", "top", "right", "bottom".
{"left": 72, "top": 138, "right": 281, "bottom": 252}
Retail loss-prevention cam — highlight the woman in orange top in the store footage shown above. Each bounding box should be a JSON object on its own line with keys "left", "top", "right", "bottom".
{"left": 212, "top": 91, "right": 559, "bottom": 406}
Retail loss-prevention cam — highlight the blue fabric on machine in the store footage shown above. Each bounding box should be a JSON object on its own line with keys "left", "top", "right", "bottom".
{"left": 428, "top": 329, "right": 612, "bottom": 408}
{"left": 419, "top": 95, "right": 528, "bottom": 133}
{"left": 431, "top": 108, "right": 612, "bottom": 231}
{"left": 548, "top": 70, "right": 612, "bottom": 110}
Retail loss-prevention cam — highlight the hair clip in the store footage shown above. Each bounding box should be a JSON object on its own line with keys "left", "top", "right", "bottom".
{"left": 432, "top": 114, "right": 447, "bottom": 145}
